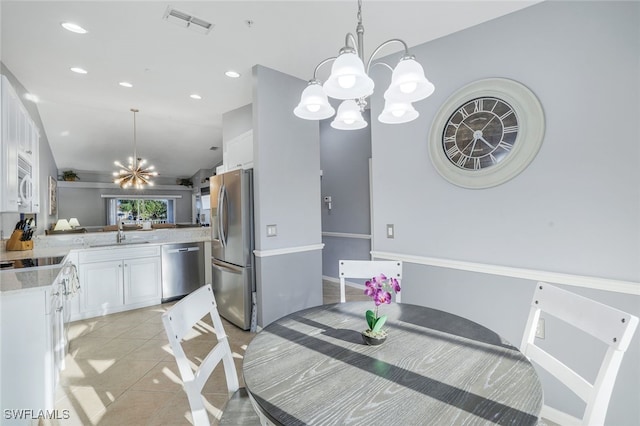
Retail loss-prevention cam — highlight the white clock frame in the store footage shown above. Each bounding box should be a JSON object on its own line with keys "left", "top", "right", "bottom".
{"left": 429, "top": 78, "right": 545, "bottom": 189}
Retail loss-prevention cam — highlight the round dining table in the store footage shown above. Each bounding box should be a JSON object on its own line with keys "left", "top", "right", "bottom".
{"left": 242, "top": 302, "right": 542, "bottom": 425}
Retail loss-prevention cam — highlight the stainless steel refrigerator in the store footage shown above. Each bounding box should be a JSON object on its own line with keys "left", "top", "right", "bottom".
{"left": 210, "top": 169, "right": 255, "bottom": 330}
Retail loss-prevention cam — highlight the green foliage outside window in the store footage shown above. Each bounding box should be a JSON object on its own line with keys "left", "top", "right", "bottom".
{"left": 117, "top": 199, "right": 168, "bottom": 221}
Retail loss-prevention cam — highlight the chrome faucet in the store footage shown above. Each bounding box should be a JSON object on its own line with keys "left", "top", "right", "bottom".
{"left": 117, "top": 222, "right": 126, "bottom": 243}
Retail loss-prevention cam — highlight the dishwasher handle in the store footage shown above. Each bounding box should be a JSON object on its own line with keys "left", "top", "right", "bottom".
{"left": 165, "top": 246, "right": 201, "bottom": 254}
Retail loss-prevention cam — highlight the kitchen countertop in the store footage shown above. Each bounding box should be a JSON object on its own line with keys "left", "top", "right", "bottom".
{"left": 1, "top": 227, "right": 211, "bottom": 294}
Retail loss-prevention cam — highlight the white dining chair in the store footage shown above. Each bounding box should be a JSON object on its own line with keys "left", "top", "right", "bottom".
{"left": 162, "top": 284, "right": 261, "bottom": 426}
{"left": 338, "top": 260, "right": 403, "bottom": 303}
{"left": 520, "top": 282, "right": 638, "bottom": 426}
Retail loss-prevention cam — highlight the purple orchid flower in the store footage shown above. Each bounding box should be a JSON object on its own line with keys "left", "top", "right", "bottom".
{"left": 364, "top": 273, "right": 402, "bottom": 334}
{"left": 391, "top": 278, "right": 401, "bottom": 293}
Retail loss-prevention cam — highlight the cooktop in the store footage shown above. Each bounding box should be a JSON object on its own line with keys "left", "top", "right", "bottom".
{"left": 0, "top": 256, "right": 65, "bottom": 270}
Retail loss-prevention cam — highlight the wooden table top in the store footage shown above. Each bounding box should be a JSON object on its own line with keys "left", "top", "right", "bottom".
{"left": 243, "top": 302, "right": 542, "bottom": 426}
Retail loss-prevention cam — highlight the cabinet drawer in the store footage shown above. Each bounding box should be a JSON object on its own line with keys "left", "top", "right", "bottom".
{"left": 79, "top": 245, "right": 161, "bottom": 263}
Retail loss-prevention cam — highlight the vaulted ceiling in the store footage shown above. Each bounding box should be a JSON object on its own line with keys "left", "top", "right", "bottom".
{"left": 1, "top": 1, "right": 537, "bottom": 179}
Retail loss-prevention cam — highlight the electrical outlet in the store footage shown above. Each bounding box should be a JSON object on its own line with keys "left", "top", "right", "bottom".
{"left": 535, "top": 318, "right": 545, "bottom": 339}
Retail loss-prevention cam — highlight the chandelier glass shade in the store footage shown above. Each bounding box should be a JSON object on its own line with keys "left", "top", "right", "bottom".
{"left": 332, "top": 99, "right": 367, "bottom": 130}
{"left": 378, "top": 100, "right": 419, "bottom": 124}
{"left": 113, "top": 109, "right": 157, "bottom": 188}
{"left": 293, "top": 0, "right": 435, "bottom": 129}
{"left": 322, "top": 50, "right": 375, "bottom": 100}
{"left": 293, "top": 81, "right": 335, "bottom": 120}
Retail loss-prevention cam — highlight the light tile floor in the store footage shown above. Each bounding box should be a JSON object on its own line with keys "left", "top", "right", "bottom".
{"left": 52, "top": 281, "right": 368, "bottom": 425}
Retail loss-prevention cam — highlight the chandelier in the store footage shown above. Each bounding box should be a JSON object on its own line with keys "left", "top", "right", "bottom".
{"left": 294, "top": 0, "right": 435, "bottom": 130}
{"left": 113, "top": 108, "right": 157, "bottom": 188}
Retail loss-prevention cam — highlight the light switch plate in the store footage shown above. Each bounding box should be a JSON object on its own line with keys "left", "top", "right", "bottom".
{"left": 266, "top": 224, "right": 277, "bottom": 237}
{"left": 386, "top": 224, "right": 394, "bottom": 239}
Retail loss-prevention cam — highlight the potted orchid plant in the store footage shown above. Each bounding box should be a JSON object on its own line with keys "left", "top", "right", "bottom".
{"left": 362, "top": 273, "right": 401, "bottom": 345}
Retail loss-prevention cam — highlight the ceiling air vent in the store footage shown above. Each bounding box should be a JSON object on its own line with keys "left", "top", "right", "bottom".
{"left": 163, "top": 7, "right": 213, "bottom": 35}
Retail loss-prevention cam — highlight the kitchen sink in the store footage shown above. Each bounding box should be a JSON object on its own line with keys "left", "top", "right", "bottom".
{"left": 89, "top": 241, "right": 150, "bottom": 248}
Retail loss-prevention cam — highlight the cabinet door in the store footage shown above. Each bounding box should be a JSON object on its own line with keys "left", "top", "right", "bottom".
{"left": 80, "top": 260, "right": 124, "bottom": 313}
{"left": 29, "top": 123, "right": 40, "bottom": 213}
{"left": 224, "top": 130, "right": 253, "bottom": 171}
{"left": 123, "top": 256, "right": 161, "bottom": 305}
{"left": 21, "top": 120, "right": 40, "bottom": 213}
{"left": 1, "top": 76, "right": 19, "bottom": 211}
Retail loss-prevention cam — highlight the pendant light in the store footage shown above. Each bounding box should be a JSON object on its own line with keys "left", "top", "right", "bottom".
{"left": 294, "top": 0, "right": 435, "bottom": 129}
{"left": 113, "top": 108, "right": 158, "bottom": 188}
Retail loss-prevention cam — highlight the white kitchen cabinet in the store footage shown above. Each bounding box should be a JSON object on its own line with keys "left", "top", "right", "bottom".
{"left": 81, "top": 259, "right": 125, "bottom": 313}
{"left": 0, "top": 75, "right": 40, "bottom": 213}
{"left": 1, "top": 75, "right": 19, "bottom": 211}
{"left": 223, "top": 129, "right": 253, "bottom": 171}
{"left": 0, "top": 264, "right": 76, "bottom": 425}
{"left": 123, "top": 256, "right": 161, "bottom": 305}
{"left": 75, "top": 245, "right": 161, "bottom": 320}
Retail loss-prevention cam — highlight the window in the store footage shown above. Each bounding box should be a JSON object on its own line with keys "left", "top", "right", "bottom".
{"left": 107, "top": 197, "right": 176, "bottom": 225}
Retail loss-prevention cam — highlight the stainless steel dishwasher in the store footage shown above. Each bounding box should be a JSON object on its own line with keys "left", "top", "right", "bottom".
{"left": 161, "top": 242, "right": 205, "bottom": 302}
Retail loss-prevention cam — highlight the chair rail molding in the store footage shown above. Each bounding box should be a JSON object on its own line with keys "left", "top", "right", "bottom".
{"left": 371, "top": 251, "right": 639, "bottom": 296}
{"left": 254, "top": 243, "right": 324, "bottom": 258}
{"left": 322, "top": 231, "right": 371, "bottom": 239}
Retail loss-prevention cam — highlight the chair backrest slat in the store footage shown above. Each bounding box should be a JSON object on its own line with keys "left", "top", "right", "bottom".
{"left": 520, "top": 282, "right": 638, "bottom": 426}
{"left": 338, "top": 260, "right": 403, "bottom": 303}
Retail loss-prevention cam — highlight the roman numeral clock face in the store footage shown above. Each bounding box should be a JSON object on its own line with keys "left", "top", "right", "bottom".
{"left": 428, "top": 78, "right": 545, "bottom": 189}
{"left": 443, "top": 98, "right": 518, "bottom": 170}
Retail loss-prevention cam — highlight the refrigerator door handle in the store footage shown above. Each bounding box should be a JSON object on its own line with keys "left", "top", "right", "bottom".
{"left": 218, "top": 184, "right": 227, "bottom": 247}
{"left": 211, "top": 259, "right": 243, "bottom": 274}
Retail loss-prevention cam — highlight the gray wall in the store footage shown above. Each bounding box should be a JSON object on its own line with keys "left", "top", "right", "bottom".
{"left": 368, "top": 2, "right": 639, "bottom": 424}
{"left": 320, "top": 112, "right": 372, "bottom": 278}
{"left": 0, "top": 63, "right": 58, "bottom": 237}
{"left": 252, "top": 65, "right": 323, "bottom": 326}
{"left": 223, "top": 103, "right": 252, "bottom": 142}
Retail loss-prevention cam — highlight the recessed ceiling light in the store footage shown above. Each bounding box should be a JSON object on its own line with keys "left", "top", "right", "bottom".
{"left": 61, "top": 22, "right": 88, "bottom": 34}
{"left": 119, "top": 82, "right": 133, "bottom": 88}
{"left": 70, "top": 67, "right": 88, "bottom": 74}
{"left": 190, "top": 94, "right": 202, "bottom": 100}
{"left": 225, "top": 70, "right": 240, "bottom": 78}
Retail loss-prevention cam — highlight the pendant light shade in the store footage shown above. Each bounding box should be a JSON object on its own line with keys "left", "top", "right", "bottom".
{"left": 331, "top": 100, "right": 368, "bottom": 130}
{"left": 293, "top": 0, "right": 435, "bottom": 129}
{"left": 323, "top": 51, "right": 374, "bottom": 100}
{"left": 294, "top": 81, "right": 335, "bottom": 120}
{"left": 378, "top": 100, "right": 419, "bottom": 124}
{"left": 383, "top": 57, "right": 435, "bottom": 102}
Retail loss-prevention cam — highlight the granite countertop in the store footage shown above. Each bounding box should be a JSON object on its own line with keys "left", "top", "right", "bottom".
{"left": 0, "top": 265, "right": 64, "bottom": 294}
{"left": 1, "top": 227, "right": 211, "bottom": 262}
{"left": 0, "top": 227, "right": 211, "bottom": 294}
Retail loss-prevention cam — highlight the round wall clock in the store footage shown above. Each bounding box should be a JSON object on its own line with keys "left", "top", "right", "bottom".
{"left": 428, "top": 78, "right": 544, "bottom": 189}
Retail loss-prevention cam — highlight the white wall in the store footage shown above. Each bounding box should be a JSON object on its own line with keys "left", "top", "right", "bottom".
{"left": 369, "top": 2, "right": 639, "bottom": 424}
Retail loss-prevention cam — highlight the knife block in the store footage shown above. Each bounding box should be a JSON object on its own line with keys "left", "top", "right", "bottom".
{"left": 5, "top": 230, "right": 33, "bottom": 251}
